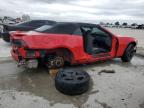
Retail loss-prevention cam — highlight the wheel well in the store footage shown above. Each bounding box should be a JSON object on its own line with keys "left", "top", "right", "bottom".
{"left": 122, "top": 41, "right": 137, "bottom": 56}
{"left": 46, "top": 48, "right": 74, "bottom": 64}
{"left": 129, "top": 42, "right": 137, "bottom": 47}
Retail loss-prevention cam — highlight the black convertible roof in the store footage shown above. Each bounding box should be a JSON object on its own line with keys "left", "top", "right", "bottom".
{"left": 37, "top": 22, "right": 99, "bottom": 35}
{"left": 58, "top": 22, "right": 98, "bottom": 27}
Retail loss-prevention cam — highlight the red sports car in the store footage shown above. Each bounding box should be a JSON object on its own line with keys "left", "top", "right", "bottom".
{"left": 10, "top": 22, "right": 137, "bottom": 68}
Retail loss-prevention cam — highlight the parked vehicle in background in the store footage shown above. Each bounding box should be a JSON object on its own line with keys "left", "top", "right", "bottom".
{"left": 137, "top": 24, "right": 144, "bottom": 29}
{"left": 2, "top": 16, "right": 16, "bottom": 25}
{"left": 10, "top": 22, "right": 137, "bottom": 69}
{"left": 130, "top": 23, "right": 138, "bottom": 29}
{"left": 1, "top": 20, "right": 56, "bottom": 42}
{"left": 0, "top": 18, "right": 3, "bottom": 37}
{"left": 0, "top": 25, "right": 3, "bottom": 38}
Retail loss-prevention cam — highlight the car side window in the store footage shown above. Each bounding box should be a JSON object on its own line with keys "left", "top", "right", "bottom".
{"left": 82, "top": 27, "right": 91, "bottom": 31}
{"left": 80, "top": 26, "right": 93, "bottom": 37}
{"left": 91, "top": 27, "right": 109, "bottom": 37}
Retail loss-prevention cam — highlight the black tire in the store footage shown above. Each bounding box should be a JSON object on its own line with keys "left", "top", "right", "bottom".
{"left": 121, "top": 44, "right": 135, "bottom": 62}
{"left": 55, "top": 69, "right": 90, "bottom": 95}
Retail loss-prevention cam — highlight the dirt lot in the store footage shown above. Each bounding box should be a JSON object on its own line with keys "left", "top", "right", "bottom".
{"left": 0, "top": 28, "right": 144, "bottom": 108}
{"left": 0, "top": 56, "right": 144, "bottom": 108}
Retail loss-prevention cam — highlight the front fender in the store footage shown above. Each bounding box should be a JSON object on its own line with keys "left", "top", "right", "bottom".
{"left": 116, "top": 36, "right": 137, "bottom": 57}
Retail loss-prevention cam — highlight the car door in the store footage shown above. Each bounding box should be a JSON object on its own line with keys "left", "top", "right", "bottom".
{"left": 84, "top": 26, "right": 117, "bottom": 62}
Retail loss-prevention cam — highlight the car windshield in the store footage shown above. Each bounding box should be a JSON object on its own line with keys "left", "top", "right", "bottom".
{"left": 34, "top": 25, "right": 53, "bottom": 32}
{"left": 39, "top": 23, "right": 78, "bottom": 35}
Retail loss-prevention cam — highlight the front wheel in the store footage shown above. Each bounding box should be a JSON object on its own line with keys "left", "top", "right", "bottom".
{"left": 121, "top": 44, "right": 136, "bottom": 62}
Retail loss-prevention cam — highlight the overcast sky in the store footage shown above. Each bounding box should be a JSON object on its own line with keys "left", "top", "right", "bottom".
{"left": 0, "top": 0, "right": 144, "bottom": 23}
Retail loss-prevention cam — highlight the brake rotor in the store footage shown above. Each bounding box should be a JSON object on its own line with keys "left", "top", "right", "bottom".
{"left": 54, "top": 57, "right": 64, "bottom": 68}
{"left": 47, "top": 56, "right": 64, "bottom": 69}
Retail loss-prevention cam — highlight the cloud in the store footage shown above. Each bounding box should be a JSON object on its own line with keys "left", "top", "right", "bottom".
{"left": 0, "top": 0, "right": 144, "bottom": 23}
{"left": 29, "top": 0, "right": 79, "bottom": 4}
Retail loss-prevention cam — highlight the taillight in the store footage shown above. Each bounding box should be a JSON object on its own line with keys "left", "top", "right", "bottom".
{"left": 21, "top": 40, "right": 28, "bottom": 48}
{"left": 11, "top": 39, "right": 28, "bottom": 48}
{"left": 26, "top": 50, "right": 40, "bottom": 58}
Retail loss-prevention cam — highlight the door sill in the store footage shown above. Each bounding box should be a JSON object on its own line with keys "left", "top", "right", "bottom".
{"left": 92, "top": 53, "right": 111, "bottom": 58}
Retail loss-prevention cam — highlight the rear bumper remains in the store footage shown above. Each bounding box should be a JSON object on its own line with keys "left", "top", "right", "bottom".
{"left": 11, "top": 49, "right": 38, "bottom": 68}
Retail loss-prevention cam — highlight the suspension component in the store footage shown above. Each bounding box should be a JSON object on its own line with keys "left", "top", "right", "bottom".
{"left": 46, "top": 56, "right": 64, "bottom": 69}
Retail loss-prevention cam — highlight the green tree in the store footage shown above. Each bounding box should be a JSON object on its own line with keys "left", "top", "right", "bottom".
{"left": 122, "top": 22, "right": 128, "bottom": 26}
{"left": 131, "top": 23, "right": 137, "bottom": 26}
{"left": 115, "top": 21, "right": 120, "bottom": 26}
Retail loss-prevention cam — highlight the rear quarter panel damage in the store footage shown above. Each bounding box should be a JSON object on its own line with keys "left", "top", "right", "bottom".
{"left": 22, "top": 34, "right": 88, "bottom": 63}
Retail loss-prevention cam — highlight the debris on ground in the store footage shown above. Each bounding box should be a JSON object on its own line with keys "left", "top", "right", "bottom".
{"left": 49, "top": 68, "right": 60, "bottom": 78}
{"left": 98, "top": 69, "right": 115, "bottom": 75}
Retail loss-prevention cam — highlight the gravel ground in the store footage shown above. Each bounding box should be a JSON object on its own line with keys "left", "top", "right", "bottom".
{"left": 0, "top": 39, "right": 11, "bottom": 58}
{"left": 0, "top": 56, "right": 144, "bottom": 108}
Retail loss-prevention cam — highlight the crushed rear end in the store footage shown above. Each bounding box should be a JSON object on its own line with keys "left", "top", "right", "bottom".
{"left": 10, "top": 31, "right": 46, "bottom": 68}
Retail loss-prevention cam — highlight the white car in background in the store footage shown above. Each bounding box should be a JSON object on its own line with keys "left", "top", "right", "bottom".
{"left": 131, "top": 25, "right": 138, "bottom": 29}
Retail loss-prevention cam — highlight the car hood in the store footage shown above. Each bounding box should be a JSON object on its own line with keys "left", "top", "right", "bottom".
{"left": 116, "top": 34, "right": 136, "bottom": 40}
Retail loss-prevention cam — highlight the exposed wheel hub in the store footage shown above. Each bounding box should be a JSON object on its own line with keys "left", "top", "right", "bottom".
{"left": 47, "top": 56, "right": 64, "bottom": 68}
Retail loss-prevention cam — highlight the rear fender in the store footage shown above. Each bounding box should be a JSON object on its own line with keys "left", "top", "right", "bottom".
{"left": 45, "top": 48, "right": 74, "bottom": 64}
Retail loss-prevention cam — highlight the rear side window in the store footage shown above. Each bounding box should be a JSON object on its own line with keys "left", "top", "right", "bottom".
{"left": 35, "top": 25, "right": 53, "bottom": 32}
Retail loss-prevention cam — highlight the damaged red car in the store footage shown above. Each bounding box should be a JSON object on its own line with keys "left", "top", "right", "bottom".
{"left": 10, "top": 22, "right": 137, "bottom": 68}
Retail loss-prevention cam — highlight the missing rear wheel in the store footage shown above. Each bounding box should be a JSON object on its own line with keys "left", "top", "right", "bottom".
{"left": 46, "top": 56, "right": 64, "bottom": 69}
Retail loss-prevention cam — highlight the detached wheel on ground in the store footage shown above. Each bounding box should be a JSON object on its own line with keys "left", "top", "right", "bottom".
{"left": 121, "top": 44, "right": 136, "bottom": 62}
{"left": 55, "top": 69, "right": 90, "bottom": 95}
